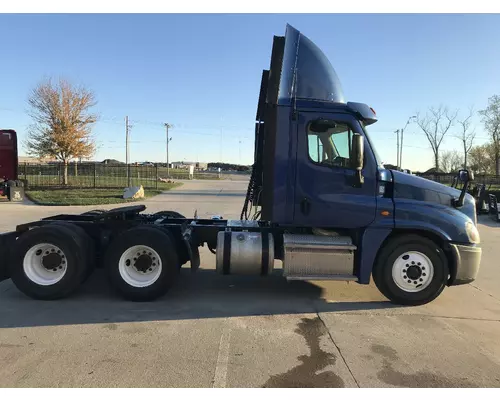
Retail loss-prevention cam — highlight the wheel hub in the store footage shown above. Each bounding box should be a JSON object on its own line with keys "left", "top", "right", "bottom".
{"left": 406, "top": 265, "right": 422, "bottom": 280}
{"left": 135, "top": 254, "right": 153, "bottom": 273}
{"left": 42, "top": 253, "right": 63, "bottom": 270}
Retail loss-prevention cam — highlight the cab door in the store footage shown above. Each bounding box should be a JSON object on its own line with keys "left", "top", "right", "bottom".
{"left": 292, "top": 111, "right": 377, "bottom": 229}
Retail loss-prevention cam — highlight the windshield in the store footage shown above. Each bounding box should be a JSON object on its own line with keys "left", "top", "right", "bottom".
{"left": 360, "top": 122, "right": 383, "bottom": 168}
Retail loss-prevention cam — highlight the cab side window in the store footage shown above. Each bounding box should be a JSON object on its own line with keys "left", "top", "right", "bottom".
{"left": 307, "top": 120, "right": 352, "bottom": 169}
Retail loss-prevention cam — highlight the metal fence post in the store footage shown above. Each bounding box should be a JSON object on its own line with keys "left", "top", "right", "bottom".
{"left": 155, "top": 163, "right": 158, "bottom": 189}
{"left": 93, "top": 163, "right": 97, "bottom": 188}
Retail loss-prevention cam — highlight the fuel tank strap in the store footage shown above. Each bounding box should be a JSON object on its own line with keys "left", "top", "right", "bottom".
{"left": 261, "top": 233, "right": 269, "bottom": 276}
{"left": 222, "top": 231, "right": 231, "bottom": 275}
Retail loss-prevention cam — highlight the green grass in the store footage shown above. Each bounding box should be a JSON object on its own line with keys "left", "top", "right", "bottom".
{"left": 26, "top": 183, "right": 182, "bottom": 206}
{"left": 20, "top": 168, "right": 221, "bottom": 189}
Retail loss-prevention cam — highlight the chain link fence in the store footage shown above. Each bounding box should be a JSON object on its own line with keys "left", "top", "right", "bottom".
{"left": 18, "top": 163, "right": 221, "bottom": 189}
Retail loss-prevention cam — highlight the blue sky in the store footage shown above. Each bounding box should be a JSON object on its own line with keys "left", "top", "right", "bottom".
{"left": 1, "top": 13, "right": 499, "bottom": 171}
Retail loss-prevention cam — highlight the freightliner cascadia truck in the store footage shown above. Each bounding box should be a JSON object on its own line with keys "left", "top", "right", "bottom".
{"left": 0, "top": 25, "right": 481, "bottom": 305}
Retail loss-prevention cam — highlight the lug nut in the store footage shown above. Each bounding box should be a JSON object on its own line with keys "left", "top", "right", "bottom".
{"left": 36, "top": 250, "right": 42, "bottom": 256}
{"left": 422, "top": 267, "right": 425, "bottom": 270}
{"left": 53, "top": 268, "right": 57, "bottom": 272}
{"left": 45, "top": 251, "right": 50, "bottom": 255}
{"left": 148, "top": 268, "right": 153, "bottom": 272}
{"left": 148, "top": 252, "right": 152, "bottom": 255}
{"left": 403, "top": 269, "right": 407, "bottom": 273}
{"left": 403, "top": 275, "right": 407, "bottom": 279}
{"left": 419, "top": 278, "right": 423, "bottom": 282}
{"left": 413, "top": 281, "right": 417, "bottom": 284}
{"left": 407, "top": 280, "right": 412, "bottom": 283}
{"left": 423, "top": 273, "right": 426, "bottom": 277}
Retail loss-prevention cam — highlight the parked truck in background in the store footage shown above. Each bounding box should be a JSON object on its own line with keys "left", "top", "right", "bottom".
{"left": 0, "top": 25, "right": 481, "bottom": 305}
{"left": 0, "top": 129, "right": 25, "bottom": 201}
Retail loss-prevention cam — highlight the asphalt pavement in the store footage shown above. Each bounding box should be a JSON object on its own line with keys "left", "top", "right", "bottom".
{"left": 0, "top": 180, "right": 499, "bottom": 387}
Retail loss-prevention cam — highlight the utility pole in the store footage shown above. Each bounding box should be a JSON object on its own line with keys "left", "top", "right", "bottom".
{"left": 164, "top": 123, "right": 173, "bottom": 178}
{"left": 125, "top": 116, "right": 133, "bottom": 187}
{"left": 395, "top": 129, "right": 400, "bottom": 170}
{"left": 399, "top": 115, "right": 416, "bottom": 170}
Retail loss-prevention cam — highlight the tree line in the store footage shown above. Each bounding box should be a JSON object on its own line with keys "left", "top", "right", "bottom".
{"left": 416, "top": 95, "right": 500, "bottom": 175}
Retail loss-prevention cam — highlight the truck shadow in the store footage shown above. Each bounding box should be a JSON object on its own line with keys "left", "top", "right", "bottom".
{"left": 0, "top": 269, "right": 401, "bottom": 329}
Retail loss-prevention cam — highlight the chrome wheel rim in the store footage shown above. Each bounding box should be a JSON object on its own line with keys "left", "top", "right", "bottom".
{"left": 23, "top": 243, "right": 67, "bottom": 286}
{"left": 392, "top": 251, "right": 434, "bottom": 292}
{"left": 118, "top": 245, "right": 162, "bottom": 288}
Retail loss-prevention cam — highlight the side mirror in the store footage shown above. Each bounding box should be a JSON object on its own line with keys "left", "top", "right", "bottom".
{"left": 351, "top": 133, "right": 364, "bottom": 187}
{"left": 454, "top": 169, "right": 474, "bottom": 207}
{"left": 458, "top": 169, "right": 474, "bottom": 183}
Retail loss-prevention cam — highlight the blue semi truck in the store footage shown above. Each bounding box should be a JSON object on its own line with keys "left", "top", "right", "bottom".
{"left": 0, "top": 25, "right": 481, "bottom": 305}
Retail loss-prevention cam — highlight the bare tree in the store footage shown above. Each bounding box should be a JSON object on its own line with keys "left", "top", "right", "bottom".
{"left": 479, "top": 95, "right": 500, "bottom": 176}
{"left": 26, "top": 78, "right": 98, "bottom": 185}
{"left": 440, "top": 150, "right": 462, "bottom": 173}
{"left": 416, "top": 105, "right": 457, "bottom": 170}
{"left": 455, "top": 107, "right": 476, "bottom": 169}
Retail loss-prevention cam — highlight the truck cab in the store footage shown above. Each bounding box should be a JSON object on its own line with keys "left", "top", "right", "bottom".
{"left": 244, "top": 24, "right": 482, "bottom": 303}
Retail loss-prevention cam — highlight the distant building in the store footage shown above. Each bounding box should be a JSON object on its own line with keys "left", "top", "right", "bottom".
{"left": 423, "top": 167, "right": 445, "bottom": 174}
{"left": 102, "top": 159, "right": 124, "bottom": 165}
{"left": 18, "top": 156, "right": 56, "bottom": 164}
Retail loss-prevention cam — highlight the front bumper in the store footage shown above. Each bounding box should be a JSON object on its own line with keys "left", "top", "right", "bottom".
{"left": 449, "top": 243, "right": 482, "bottom": 285}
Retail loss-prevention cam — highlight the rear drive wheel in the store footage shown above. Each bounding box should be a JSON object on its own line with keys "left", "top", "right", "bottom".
{"left": 10, "top": 225, "right": 88, "bottom": 300}
{"left": 105, "top": 226, "right": 179, "bottom": 301}
{"left": 372, "top": 235, "right": 449, "bottom": 306}
{"left": 49, "top": 222, "right": 96, "bottom": 283}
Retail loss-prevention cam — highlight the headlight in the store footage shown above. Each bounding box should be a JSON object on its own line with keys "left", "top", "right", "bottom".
{"left": 465, "top": 221, "right": 480, "bottom": 244}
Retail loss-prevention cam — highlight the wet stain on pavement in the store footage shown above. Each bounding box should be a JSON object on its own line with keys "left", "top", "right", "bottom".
{"left": 262, "top": 317, "right": 344, "bottom": 388}
{"left": 372, "top": 344, "right": 477, "bottom": 388}
{"left": 372, "top": 344, "right": 399, "bottom": 361}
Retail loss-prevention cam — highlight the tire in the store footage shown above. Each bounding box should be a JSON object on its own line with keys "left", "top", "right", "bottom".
{"left": 372, "top": 234, "right": 449, "bottom": 306}
{"left": 49, "top": 222, "right": 96, "bottom": 283}
{"left": 10, "top": 225, "right": 88, "bottom": 300}
{"left": 82, "top": 209, "right": 107, "bottom": 216}
{"left": 104, "top": 225, "right": 180, "bottom": 301}
{"left": 153, "top": 211, "right": 186, "bottom": 219}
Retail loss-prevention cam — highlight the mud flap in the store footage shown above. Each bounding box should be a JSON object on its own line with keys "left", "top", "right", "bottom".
{"left": 0, "top": 232, "right": 17, "bottom": 282}
{"left": 181, "top": 226, "right": 200, "bottom": 272}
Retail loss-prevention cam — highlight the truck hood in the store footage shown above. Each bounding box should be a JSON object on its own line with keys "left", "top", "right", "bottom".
{"left": 392, "top": 170, "right": 477, "bottom": 224}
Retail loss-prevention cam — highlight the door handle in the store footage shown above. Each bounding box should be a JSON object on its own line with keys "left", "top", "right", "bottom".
{"left": 301, "top": 197, "right": 311, "bottom": 215}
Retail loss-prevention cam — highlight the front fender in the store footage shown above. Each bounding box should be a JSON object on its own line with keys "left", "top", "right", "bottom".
{"left": 394, "top": 199, "right": 471, "bottom": 244}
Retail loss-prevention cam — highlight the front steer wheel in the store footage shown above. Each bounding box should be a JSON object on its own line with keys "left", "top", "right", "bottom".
{"left": 104, "top": 226, "right": 180, "bottom": 301}
{"left": 372, "top": 235, "right": 449, "bottom": 306}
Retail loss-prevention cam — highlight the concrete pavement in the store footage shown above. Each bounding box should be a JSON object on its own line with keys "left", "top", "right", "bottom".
{"left": 0, "top": 180, "right": 499, "bottom": 387}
